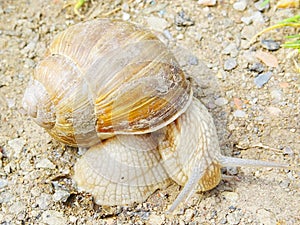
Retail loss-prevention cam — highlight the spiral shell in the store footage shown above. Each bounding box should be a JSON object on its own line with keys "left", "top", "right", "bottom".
{"left": 23, "top": 19, "right": 192, "bottom": 147}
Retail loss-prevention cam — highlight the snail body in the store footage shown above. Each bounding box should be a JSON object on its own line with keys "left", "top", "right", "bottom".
{"left": 23, "top": 19, "right": 290, "bottom": 212}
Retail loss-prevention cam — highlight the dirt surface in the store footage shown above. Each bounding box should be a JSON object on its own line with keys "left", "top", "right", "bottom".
{"left": 0, "top": 0, "right": 299, "bottom": 224}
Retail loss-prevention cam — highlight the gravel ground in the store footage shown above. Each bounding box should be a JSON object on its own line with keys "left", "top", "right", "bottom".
{"left": 0, "top": 0, "right": 299, "bottom": 224}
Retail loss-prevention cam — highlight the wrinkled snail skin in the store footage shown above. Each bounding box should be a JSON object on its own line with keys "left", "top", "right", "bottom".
{"left": 23, "top": 19, "right": 292, "bottom": 213}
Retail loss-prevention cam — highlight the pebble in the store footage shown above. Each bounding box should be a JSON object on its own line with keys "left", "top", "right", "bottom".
{"left": 188, "top": 55, "right": 199, "bottom": 65}
{"left": 254, "top": 0, "right": 270, "bottom": 11}
{"left": 35, "top": 158, "right": 56, "bottom": 169}
{"left": 261, "top": 39, "right": 280, "bottom": 51}
{"left": 270, "top": 89, "right": 283, "bottom": 102}
{"left": 122, "top": 12, "right": 130, "bottom": 21}
{"left": 241, "top": 11, "right": 265, "bottom": 25}
{"left": 222, "top": 191, "right": 239, "bottom": 201}
{"left": 233, "top": 0, "right": 248, "bottom": 11}
{"left": 198, "top": 0, "right": 217, "bottom": 6}
{"left": 266, "top": 106, "right": 282, "bottom": 116}
{"left": 184, "top": 209, "right": 194, "bottom": 221}
{"left": 224, "top": 58, "right": 237, "bottom": 71}
{"left": 175, "top": 10, "right": 194, "bottom": 27}
{"left": 148, "top": 214, "right": 164, "bottom": 225}
{"left": 222, "top": 43, "right": 239, "bottom": 57}
{"left": 249, "top": 62, "right": 264, "bottom": 73}
{"left": 8, "top": 138, "right": 25, "bottom": 157}
{"left": 42, "top": 210, "right": 67, "bottom": 225}
{"left": 0, "top": 178, "right": 8, "bottom": 189}
{"left": 283, "top": 146, "right": 294, "bottom": 156}
{"left": 226, "top": 211, "right": 242, "bottom": 225}
{"left": 254, "top": 71, "right": 272, "bottom": 88}
{"left": 215, "top": 97, "right": 229, "bottom": 106}
{"left": 36, "top": 193, "right": 52, "bottom": 210}
{"left": 233, "top": 110, "right": 246, "bottom": 118}
{"left": 256, "top": 208, "right": 276, "bottom": 225}
{"left": 146, "top": 16, "right": 168, "bottom": 32}
{"left": 53, "top": 189, "right": 71, "bottom": 202}
{"left": 9, "top": 201, "right": 26, "bottom": 214}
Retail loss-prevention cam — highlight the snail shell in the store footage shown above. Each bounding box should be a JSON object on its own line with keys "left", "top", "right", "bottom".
{"left": 23, "top": 19, "right": 192, "bottom": 147}
{"left": 23, "top": 19, "right": 291, "bottom": 212}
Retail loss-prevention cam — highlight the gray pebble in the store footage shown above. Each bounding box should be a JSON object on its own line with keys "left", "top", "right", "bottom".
{"left": 36, "top": 193, "right": 52, "bottom": 210}
{"left": 9, "top": 201, "right": 26, "bottom": 214}
{"left": 233, "top": 0, "right": 248, "bottom": 11}
{"left": 224, "top": 58, "right": 237, "bottom": 71}
{"left": 254, "top": 71, "right": 272, "bottom": 88}
{"left": 215, "top": 97, "right": 229, "bottom": 106}
{"left": 251, "top": 11, "right": 265, "bottom": 24}
{"left": 0, "top": 179, "right": 8, "bottom": 189}
{"left": 227, "top": 211, "right": 242, "bottom": 225}
{"left": 222, "top": 43, "right": 239, "bottom": 57}
{"left": 261, "top": 39, "right": 280, "bottom": 51}
{"left": 175, "top": 10, "right": 194, "bottom": 27}
{"left": 241, "top": 15, "right": 252, "bottom": 25}
{"left": 42, "top": 210, "right": 67, "bottom": 225}
{"left": 184, "top": 209, "right": 194, "bottom": 221}
{"left": 254, "top": 0, "right": 270, "bottom": 11}
{"left": 146, "top": 16, "right": 168, "bottom": 32}
{"left": 188, "top": 55, "right": 199, "bottom": 65}
{"left": 53, "top": 189, "right": 71, "bottom": 202}
{"left": 283, "top": 146, "right": 294, "bottom": 156}
{"left": 249, "top": 62, "right": 264, "bottom": 73}
{"left": 233, "top": 110, "right": 246, "bottom": 118}
{"left": 35, "top": 158, "right": 56, "bottom": 169}
{"left": 8, "top": 138, "right": 25, "bottom": 157}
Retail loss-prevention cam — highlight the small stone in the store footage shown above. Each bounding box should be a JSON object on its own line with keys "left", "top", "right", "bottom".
{"left": 184, "top": 209, "right": 194, "bottom": 221}
{"left": 226, "top": 167, "right": 238, "bottom": 175}
{"left": 8, "top": 138, "right": 25, "bottom": 157}
{"left": 176, "top": 33, "right": 184, "bottom": 40}
{"left": 249, "top": 62, "right": 264, "bottom": 73}
{"left": 254, "top": 72, "right": 272, "bottom": 88}
{"left": 69, "top": 216, "right": 77, "bottom": 223}
{"left": 175, "top": 10, "right": 194, "bottom": 27}
{"left": 254, "top": 0, "right": 270, "bottom": 11}
{"left": 222, "top": 43, "right": 239, "bottom": 57}
{"left": 146, "top": 16, "right": 168, "bottom": 32}
{"left": 222, "top": 191, "right": 239, "bottom": 201}
{"left": 241, "top": 16, "right": 252, "bottom": 25}
{"left": 122, "top": 12, "right": 130, "bottom": 21}
{"left": 251, "top": 11, "right": 265, "bottom": 23}
{"left": 283, "top": 146, "right": 294, "bottom": 156}
{"left": 256, "top": 208, "right": 276, "bottom": 225}
{"left": 149, "top": 214, "right": 164, "bottom": 225}
{"left": 53, "top": 189, "right": 70, "bottom": 202}
{"left": 215, "top": 97, "right": 229, "bottom": 106}
{"left": 224, "top": 58, "right": 237, "bottom": 71}
{"left": 266, "top": 106, "right": 282, "bottom": 116}
{"left": 228, "top": 124, "right": 236, "bottom": 131}
{"left": 42, "top": 210, "right": 67, "bottom": 225}
{"left": 233, "top": 0, "right": 248, "bottom": 11}
{"left": 270, "top": 89, "right": 283, "bottom": 102}
{"left": 226, "top": 211, "right": 241, "bottom": 225}
{"left": 198, "top": 0, "right": 217, "bottom": 6}
{"left": 233, "top": 110, "right": 246, "bottom": 118}
{"left": 0, "top": 178, "right": 8, "bottom": 189}
{"left": 188, "top": 55, "right": 199, "bottom": 65}
{"left": 35, "top": 158, "right": 55, "bottom": 169}
{"left": 9, "top": 201, "right": 26, "bottom": 214}
{"left": 36, "top": 193, "right": 52, "bottom": 210}
{"left": 261, "top": 39, "right": 280, "bottom": 51}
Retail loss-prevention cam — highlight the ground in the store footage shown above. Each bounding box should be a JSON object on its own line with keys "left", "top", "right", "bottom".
{"left": 0, "top": 0, "right": 299, "bottom": 224}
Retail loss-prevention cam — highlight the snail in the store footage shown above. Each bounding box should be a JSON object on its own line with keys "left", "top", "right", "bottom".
{"left": 22, "top": 19, "right": 292, "bottom": 212}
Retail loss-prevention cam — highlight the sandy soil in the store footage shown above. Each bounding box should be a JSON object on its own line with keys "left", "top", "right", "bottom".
{"left": 0, "top": 0, "right": 299, "bottom": 224}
